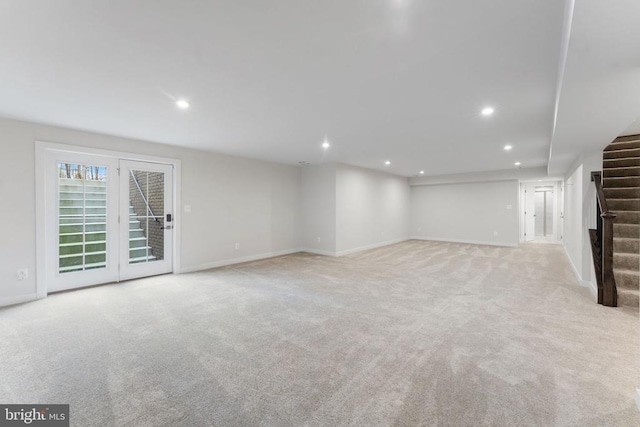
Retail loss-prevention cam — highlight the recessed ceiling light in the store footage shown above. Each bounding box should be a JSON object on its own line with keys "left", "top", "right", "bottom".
{"left": 419, "top": 170, "right": 425, "bottom": 175}
{"left": 176, "top": 99, "right": 190, "bottom": 109}
{"left": 385, "top": 161, "right": 391, "bottom": 165}
{"left": 504, "top": 145, "right": 512, "bottom": 150}
{"left": 481, "top": 106, "right": 494, "bottom": 116}
{"left": 515, "top": 162, "right": 521, "bottom": 166}
{"left": 322, "top": 140, "right": 330, "bottom": 149}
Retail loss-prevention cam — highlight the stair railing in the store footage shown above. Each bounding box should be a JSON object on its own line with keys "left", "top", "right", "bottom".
{"left": 589, "top": 171, "right": 617, "bottom": 307}
{"left": 130, "top": 170, "right": 160, "bottom": 223}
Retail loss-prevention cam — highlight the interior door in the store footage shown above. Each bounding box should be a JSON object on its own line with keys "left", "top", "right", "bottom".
{"left": 525, "top": 184, "right": 536, "bottom": 241}
{"left": 46, "top": 152, "right": 119, "bottom": 292}
{"left": 119, "top": 160, "right": 174, "bottom": 281}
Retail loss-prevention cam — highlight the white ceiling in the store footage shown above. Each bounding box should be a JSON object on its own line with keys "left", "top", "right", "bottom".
{"left": 548, "top": 0, "right": 640, "bottom": 175}
{"left": 0, "top": 1, "right": 637, "bottom": 177}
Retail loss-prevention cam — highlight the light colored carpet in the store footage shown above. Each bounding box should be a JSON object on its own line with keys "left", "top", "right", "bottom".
{"left": 0, "top": 240, "right": 638, "bottom": 426}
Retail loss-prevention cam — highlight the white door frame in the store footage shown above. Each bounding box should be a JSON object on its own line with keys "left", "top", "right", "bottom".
{"left": 524, "top": 183, "right": 536, "bottom": 242}
{"left": 519, "top": 180, "right": 563, "bottom": 243}
{"left": 35, "top": 141, "right": 181, "bottom": 299}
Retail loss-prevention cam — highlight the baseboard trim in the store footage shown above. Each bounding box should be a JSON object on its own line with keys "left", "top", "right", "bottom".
{"left": 562, "top": 246, "right": 596, "bottom": 300}
{"left": 587, "top": 281, "right": 597, "bottom": 300}
{"left": 0, "top": 293, "right": 39, "bottom": 308}
{"left": 335, "top": 238, "right": 410, "bottom": 257}
{"left": 180, "top": 248, "right": 303, "bottom": 273}
{"left": 410, "top": 236, "right": 518, "bottom": 248}
{"left": 301, "top": 248, "right": 337, "bottom": 257}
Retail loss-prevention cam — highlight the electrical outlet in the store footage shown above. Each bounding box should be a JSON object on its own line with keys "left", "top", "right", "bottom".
{"left": 506, "top": 205, "right": 512, "bottom": 210}
{"left": 17, "top": 268, "right": 28, "bottom": 280}
{"left": 493, "top": 231, "right": 498, "bottom": 236}
{"left": 184, "top": 204, "right": 192, "bottom": 213}
{"left": 235, "top": 243, "right": 240, "bottom": 250}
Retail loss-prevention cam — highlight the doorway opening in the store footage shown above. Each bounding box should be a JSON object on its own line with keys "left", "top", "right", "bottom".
{"left": 534, "top": 186, "right": 555, "bottom": 242}
{"left": 520, "top": 180, "right": 563, "bottom": 244}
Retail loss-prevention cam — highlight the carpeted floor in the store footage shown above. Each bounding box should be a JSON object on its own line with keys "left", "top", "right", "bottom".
{"left": 0, "top": 240, "right": 638, "bottom": 426}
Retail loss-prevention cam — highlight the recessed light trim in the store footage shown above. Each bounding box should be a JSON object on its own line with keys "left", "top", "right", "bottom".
{"left": 322, "top": 140, "right": 330, "bottom": 149}
{"left": 176, "top": 99, "right": 190, "bottom": 109}
{"left": 419, "top": 170, "right": 425, "bottom": 175}
{"left": 515, "top": 162, "right": 521, "bottom": 166}
{"left": 504, "top": 145, "right": 512, "bottom": 151}
{"left": 385, "top": 161, "right": 391, "bottom": 165}
{"left": 481, "top": 106, "right": 494, "bottom": 116}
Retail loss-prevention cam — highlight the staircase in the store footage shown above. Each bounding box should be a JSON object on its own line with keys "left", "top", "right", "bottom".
{"left": 603, "top": 135, "right": 640, "bottom": 308}
{"left": 128, "top": 204, "right": 157, "bottom": 264}
{"left": 59, "top": 178, "right": 155, "bottom": 273}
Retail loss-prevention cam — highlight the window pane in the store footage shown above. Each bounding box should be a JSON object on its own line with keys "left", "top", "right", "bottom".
{"left": 58, "top": 163, "right": 107, "bottom": 273}
{"left": 129, "top": 170, "right": 164, "bottom": 264}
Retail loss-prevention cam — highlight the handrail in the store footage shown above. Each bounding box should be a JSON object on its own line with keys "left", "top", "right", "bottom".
{"left": 590, "top": 171, "right": 617, "bottom": 307}
{"left": 591, "top": 171, "right": 614, "bottom": 218}
{"left": 130, "top": 170, "right": 160, "bottom": 222}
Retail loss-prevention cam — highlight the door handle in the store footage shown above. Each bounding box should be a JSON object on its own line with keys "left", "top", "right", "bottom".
{"left": 161, "top": 213, "right": 173, "bottom": 230}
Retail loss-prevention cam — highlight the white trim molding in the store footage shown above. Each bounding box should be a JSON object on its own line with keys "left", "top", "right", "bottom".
{"left": 562, "top": 245, "right": 597, "bottom": 300}
{"left": 411, "top": 236, "right": 518, "bottom": 248}
{"left": 335, "top": 238, "right": 410, "bottom": 257}
{"left": 180, "top": 248, "right": 303, "bottom": 273}
{"left": 0, "top": 293, "right": 39, "bottom": 308}
{"left": 301, "top": 238, "right": 411, "bottom": 258}
{"left": 301, "top": 248, "right": 337, "bottom": 257}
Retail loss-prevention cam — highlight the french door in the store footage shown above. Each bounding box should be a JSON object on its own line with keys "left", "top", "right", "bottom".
{"left": 45, "top": 152, "right": 174, "bottom": 292}
{"left": 119, "top": 160, "right": 173, "bottom": 281}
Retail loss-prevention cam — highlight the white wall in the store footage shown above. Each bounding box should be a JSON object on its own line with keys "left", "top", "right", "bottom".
{"left": 564, "top": 165, "right": 584, "bottom": 280}
{"left": 300, "top": 163, "right": 411, "bottom": 255}
{"left": 335, "top": 164, "right": 410, "bottom": 254}
{"left": 300, "top": 163, "right": 337, "bottom": 254}
{"left": 0, "top": 117, "right": 301, "bottom": 305}
{"left": 563, "top": 150, "right": 601, "bottom": 290}
{"left": 411, "top": 180, "right": 520, "bottom": 246}
{"left": 580, "top": 151, "right": 601, "bottom": 285}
